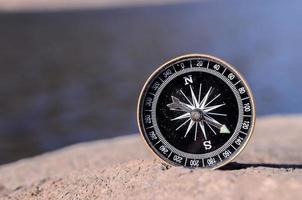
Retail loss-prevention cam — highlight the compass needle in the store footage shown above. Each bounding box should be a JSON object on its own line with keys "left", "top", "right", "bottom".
{"left": 138, "top": 54, "right": 255, "bottom": 169}
{"left": 204, "top": 114, "right": 222, "bottom": 128}
{"left": 220, "top": 125, "right": 230, "bottom": 134}
{"left": 167, "top": 96, "right": 193, "bottom": 113}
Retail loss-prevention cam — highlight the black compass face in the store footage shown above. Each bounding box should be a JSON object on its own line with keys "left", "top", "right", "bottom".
{"left": 138, "top": 55, "right": 255, "bottom": 169}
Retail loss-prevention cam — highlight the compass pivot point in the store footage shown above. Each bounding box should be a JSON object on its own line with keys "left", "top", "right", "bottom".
{"left": 190, "top": 109, "right": 204, "bottom": 122}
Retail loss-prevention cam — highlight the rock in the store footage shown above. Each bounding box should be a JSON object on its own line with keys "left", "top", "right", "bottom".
{"left": 0, "top": 115, "right": 302, "bottom": 199}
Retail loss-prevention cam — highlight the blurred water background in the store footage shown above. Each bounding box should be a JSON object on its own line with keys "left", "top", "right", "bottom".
{"left": 0, "top": 0, "right": 302, "bottom": 164}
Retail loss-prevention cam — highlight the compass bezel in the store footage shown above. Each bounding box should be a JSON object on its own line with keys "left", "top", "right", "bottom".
{"left": 137, "top": 54, "right": 256, "bottom": 169}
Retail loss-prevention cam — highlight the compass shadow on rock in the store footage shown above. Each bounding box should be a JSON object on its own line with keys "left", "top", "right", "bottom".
{"left": 220, "top": 162, "right": 302, "bottom": 171}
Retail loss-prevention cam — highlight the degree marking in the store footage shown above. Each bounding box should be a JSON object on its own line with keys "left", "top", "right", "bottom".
{"left": 146, "top": 126, "right": 154, "bottom": 129}
{"left": 240, "top": 131, "right": 247, "bottom": 135}
{"left": 173, "top": 65, "right": 177, "bottom": 73}
{"left": 241, "top": 97, "right": 250, "bottom": 101}
{"left": 218, "top": 154, "right": 222, "bottom": 162}
{"left": 234, "top": 80, "right": 241, "bottom": 86}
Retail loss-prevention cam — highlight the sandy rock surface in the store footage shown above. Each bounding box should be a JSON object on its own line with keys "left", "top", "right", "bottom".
{"left": 0, "top": 115, "right": 302, "bottom": 199}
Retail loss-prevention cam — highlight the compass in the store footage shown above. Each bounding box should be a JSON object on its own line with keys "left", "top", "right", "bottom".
{"left": 137, "top": 54, "right": 255, "bottom": 169}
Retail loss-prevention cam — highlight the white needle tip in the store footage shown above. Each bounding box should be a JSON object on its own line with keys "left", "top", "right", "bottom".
{"left": 220, "top": 125, "right": 230, "bottom": 134}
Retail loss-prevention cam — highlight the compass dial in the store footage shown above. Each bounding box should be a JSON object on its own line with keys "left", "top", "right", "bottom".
{"left": 137, "top": 54, "right": 255, "bottom": 169}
